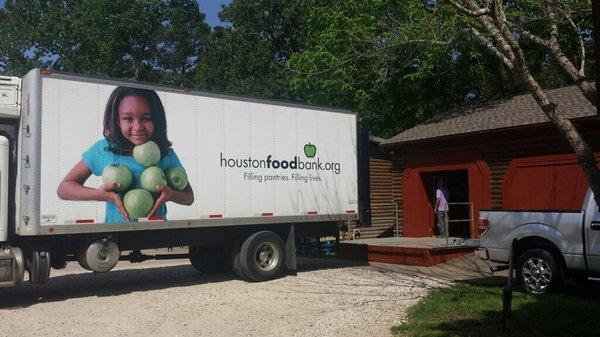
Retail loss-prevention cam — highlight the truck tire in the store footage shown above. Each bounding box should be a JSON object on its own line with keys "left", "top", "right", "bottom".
{"left": 231, "top": 237, "right": 246, "bottom": 279}
{"left": 29, "top": 251, "right": 51, "bottom": 284}
{"left": 238, "top": 231, "right": 285, "bottom": 282}
{"left": 516, "top": 249, "right": 563, "bottom": 294}
{"left": 189, "top": 245, "right": 228, "bottom": 274}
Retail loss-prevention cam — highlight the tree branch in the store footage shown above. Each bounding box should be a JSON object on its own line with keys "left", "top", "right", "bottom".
{"left": 519, "top": 28, "right": 551, "bottom": 48}
{"left": 445, "top": 0, "right": 491, "bottom": 17}
{"left": 467, "top": 27, "right": 514, "bottom": 70}
{"left": 547, "top": 0, "right": 560, "bottom": 45}
{"left": 563, "top": 9, "right": 585, "bottom": 76}
{"left": 464, "top": 0, "right": 516, "bottom": 63}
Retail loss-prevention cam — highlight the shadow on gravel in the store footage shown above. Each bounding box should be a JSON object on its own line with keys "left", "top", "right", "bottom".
{"left": 0, "top": 264, "right": 234, "bottom": 309}
{"left": 0, "top": 257, "right": 368, "bottom": 309}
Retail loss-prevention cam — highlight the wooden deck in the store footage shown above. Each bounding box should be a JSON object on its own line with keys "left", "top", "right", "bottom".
{"left": 336, "top": 237, "right": 475, "bottom": 266}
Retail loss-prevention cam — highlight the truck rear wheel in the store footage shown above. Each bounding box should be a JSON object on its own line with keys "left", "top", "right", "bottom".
{"left": 516, "top": 249, "right": 563, "bottom": 294}
{"left": 238, "top": 231, "right": 285, "bottom": 282}
{"left": 231, "top": 237, "right": 246, "bottom": 279}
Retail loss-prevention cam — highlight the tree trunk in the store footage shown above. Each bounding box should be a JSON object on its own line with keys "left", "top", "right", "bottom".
{"left": 518, "top": 68, "right": 600, "bottom": 206}
{"left": 547, "top": 43, "right": 596, "bottom": 106}
{"left": 450, "top": 0, "right": 600, "bottom": 204}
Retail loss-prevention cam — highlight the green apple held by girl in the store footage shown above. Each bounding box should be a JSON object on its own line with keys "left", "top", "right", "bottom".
{"left": 57, "top": 86, "right": 194, "bottom": 223}
{"left": 133, "top": 142, "right": 188, "bottom": 192}
{"left": 101, "top": 164, "right": 133, "bottom": 192}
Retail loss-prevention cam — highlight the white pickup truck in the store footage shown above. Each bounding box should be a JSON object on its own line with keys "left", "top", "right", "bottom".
{"left": 476, "top": 188, "right": 600, "bottom": 293}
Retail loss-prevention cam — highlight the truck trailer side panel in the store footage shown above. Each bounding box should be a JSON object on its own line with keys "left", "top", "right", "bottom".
{"left": 17, "top": 70, "right": 358, "bottom": 235}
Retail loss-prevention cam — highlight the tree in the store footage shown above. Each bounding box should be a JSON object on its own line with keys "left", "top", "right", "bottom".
{"left": 0, "top": 0, "right": 48, "bottom": 75}
{"left": 115, "top": 0, "right": 166, "bottom": 81}
{"left": 0, "top": 0, "right": 210, "bottom": 84}
{"left": 288, "top": 0, "right": 537, "bottom": 137}
{"left": 290, "top": 0, "right": 599, "bottom": 203}
{"left": 156, "top": 0, "right": 211, "bottom": 87}
{"left": 194, "top": 0, "right": 318, "bottom": 99}
{"left": 439, "top": 0, "right": 600, "bottom": 206}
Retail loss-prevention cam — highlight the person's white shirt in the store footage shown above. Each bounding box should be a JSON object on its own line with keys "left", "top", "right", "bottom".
{"left": 436, "top": 188, "right": 449, "bottom": 212}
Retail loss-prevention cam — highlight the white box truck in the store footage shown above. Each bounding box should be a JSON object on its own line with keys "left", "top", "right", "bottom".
{"left": 0, "top": 69, "right": 360, "bottom": 287}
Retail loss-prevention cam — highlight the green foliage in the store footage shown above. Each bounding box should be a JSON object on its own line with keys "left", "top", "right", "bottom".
{"left": 157, "top": 0, "right": 211, "bottom": 86}
{"left": 0, "top": 0, "right": 209, "bottom": 83}
{"left": 0, "top": 0, "right": 594, "bottom": 138}
{"left": 288, "top": 0, "right": 594, "bottom": 138}
{"left": 392, "top": 283, "right": 600, "bottom": 336}
{"left": 194, "top": 0, "right": 318, "bottom": 99}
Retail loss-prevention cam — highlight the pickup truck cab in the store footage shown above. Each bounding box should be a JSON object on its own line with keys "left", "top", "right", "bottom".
{"left": 476, "top": 188, "right": 600, "bottom": 293}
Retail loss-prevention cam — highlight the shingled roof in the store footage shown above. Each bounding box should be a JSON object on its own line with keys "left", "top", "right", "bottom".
{"left": 383, "top": 84, "right": 596, "bottom": 146}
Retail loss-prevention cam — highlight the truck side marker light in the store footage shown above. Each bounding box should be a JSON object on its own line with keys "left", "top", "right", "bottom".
{"left": 138, "top": 216, "right": 162, "bottom": 222}
{"left": 262, "top": 212, "right": 273, "bottom": 217}
{"left": 346, "top": 210, "right": 356, "bottom": 214}
{"left": 307, "top": 211, "right": 318, "bottom": 215}
{"left": 75, "top": 219, "right": 94, "bottom": 224}
{"left": 209, "top": 214, "right": 223, "bottom": 218}
{"left": 187, "top": 221, "right": 192, "bottom": 226}
{"left": 48, "top": 228, "right": 54, "bottom": 233}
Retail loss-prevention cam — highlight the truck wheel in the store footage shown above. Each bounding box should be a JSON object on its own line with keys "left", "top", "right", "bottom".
{"left": 29, "top": 251, "right": 51, "bottom": 284}
{"left": 516, "top": 249, "right": 563, "bottom": 294}
{"left": 189, "top": 245, "right": 228, "bottom": 274}
{"left": 239, "top": 231, "right": 285, "bottom": 282}
{"left": 231, "top": 237, "right": 246, "bottom": 279}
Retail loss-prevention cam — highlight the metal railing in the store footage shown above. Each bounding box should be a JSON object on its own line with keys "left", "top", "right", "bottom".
{"left": 442, "top": 202, "right": 474, "bottom": 246}
{"left": 391, "top": 201, "right": 474, "bottom": 244}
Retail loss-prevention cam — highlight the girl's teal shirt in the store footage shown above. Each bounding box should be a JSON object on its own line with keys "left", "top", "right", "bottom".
{"left": 82, "top": 139, "right": 184, "bottom": 223}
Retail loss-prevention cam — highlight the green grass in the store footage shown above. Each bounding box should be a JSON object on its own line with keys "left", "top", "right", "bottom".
{"left": 392, "top": 282, "right": 600, "bottom": 337}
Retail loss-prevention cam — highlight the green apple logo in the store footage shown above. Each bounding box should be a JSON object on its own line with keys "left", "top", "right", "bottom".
{"left": 304, "top": 143, "right": 317, "bottom": 158}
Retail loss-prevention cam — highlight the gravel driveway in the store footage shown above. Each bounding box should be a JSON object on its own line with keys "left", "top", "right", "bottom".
{"left": 0, "top": 254, "right": 456, "bottom": 337}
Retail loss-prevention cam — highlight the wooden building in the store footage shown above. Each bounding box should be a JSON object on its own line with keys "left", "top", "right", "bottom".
{"left": 379, "top": 85, "right": 599, "bottom": 239}
{"left": 355, "top": 136, "right": 396, "bottom": 239}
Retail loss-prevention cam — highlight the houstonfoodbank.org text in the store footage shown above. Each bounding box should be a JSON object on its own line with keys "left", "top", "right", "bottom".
{"left": 220, "top": 153, "right": 341, "bottom": 174}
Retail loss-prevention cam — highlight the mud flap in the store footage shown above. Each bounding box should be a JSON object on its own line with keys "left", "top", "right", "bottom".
{"left": 284, "top": 224, "right": 297, "bottom": 275}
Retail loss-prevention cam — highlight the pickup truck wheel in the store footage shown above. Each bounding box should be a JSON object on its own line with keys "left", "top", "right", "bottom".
{"left": 516, "top": 249, "right": 563, "bottom": 294}
{"left": 239, "top": 231, "right": 285, "bottom": 282}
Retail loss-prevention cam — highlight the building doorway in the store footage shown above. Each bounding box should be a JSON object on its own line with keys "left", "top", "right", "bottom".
{"left": 421, "top": 169, "right": 470, "bottom": 238}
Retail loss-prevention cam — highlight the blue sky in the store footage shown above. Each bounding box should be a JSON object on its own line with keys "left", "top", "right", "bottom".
{"left": 0, "top": 0, "right": 232, "bottom": 27}
{"left": 198, "top": 0, "right": 232, "bottom": 27}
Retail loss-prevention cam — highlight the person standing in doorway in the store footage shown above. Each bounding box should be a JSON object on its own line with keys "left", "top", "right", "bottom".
{"left": 435, "top": 180, "right": 449, "bottom": 237}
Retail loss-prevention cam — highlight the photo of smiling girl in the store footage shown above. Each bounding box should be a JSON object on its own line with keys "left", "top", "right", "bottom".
{"left": 57, "top": 86, "right": 194, "bottom": 223}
